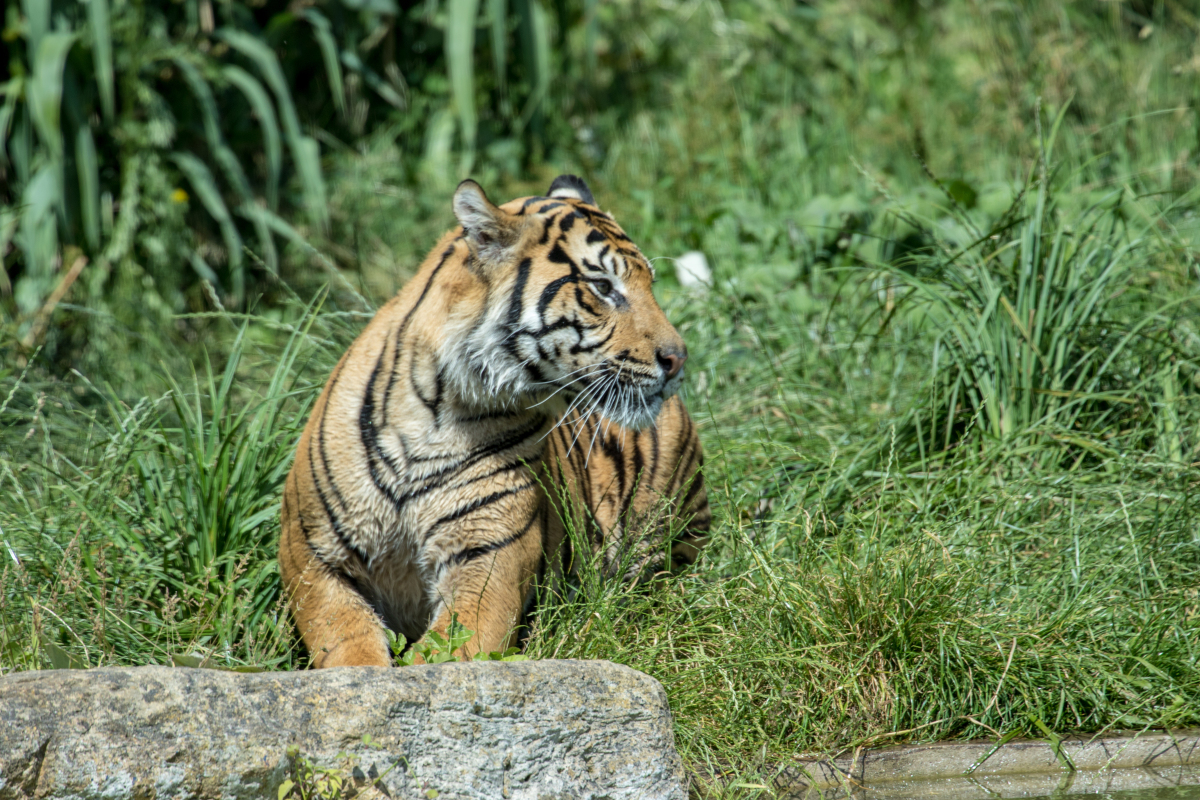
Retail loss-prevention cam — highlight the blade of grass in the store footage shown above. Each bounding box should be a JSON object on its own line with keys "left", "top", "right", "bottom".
{"left": 75, "top": 126, "right": 100, "bottom": 250}
{"left": 216, "top": 28, "right": 329, "bottom": 234}
{"left": 447, "top": 0, "right": 480, "bottom": 176}
{"left": 302, "top": 10, "right": 346, "bottom": 121}
{"left": 221, "top": 66, "right": 282, "bottom": 210}
{"left": 171, "top": 152, "right": 245, "bottom": 304}
{"left": 86, "top": 0, "right": 115, "bottom": 122}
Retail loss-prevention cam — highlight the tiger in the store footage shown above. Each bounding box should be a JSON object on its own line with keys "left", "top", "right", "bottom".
{"left": 279, "top": 175, "right": 710, "bottom": 667}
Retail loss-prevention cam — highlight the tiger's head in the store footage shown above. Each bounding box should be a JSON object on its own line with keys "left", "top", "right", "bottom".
{"left": 445, "top": 175, "right": 687, "bottom": 430}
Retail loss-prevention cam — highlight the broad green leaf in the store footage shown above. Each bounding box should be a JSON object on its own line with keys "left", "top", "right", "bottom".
{"left": 215, "top": 30, "right": 300, "bottom": 137}
{"left": 171, "top": 152, "right": 245, "bottom": 303}
{"left": 187, "top": 250, "right": 219, "bottom": 284}
{"left": 0, "top": 208, "right": 18, "bottom": 264}
{"left": 294, "top": 136, "right": 327, "bottom": 233}
{"left": 489, "top": 0, "right": 507, "bottom": 101}
{"left": 173, "top": 58, "right": 254, "bottom": 203}
{"left": 17, "top": 165, "right": 60, "bottom": 314}
{"left": 87, "top": 0, "right": 115, "bottom": 122}
{"left": 41, "top": 638, "right": 87, "bottom": 670}
{"left": 0, "top": 77, "right": 23, "bottom": 166}
{"left": 0, "top": 208, "right": 15, "bottom": 296}
{"left": 170, "top": 654, "right": 211, "bottom": 669}
{"left": 222, "top": 66, "right": 282, "bottom": 210}
{"left": 21, "top": 0, "right": 50, "bottom": 58}
{"left": 216, "top": 28, "right": 328, "bottom": 233}
{"left": 515, "top": 0, "right": 550, "bottom": 132}
{"left": 446, "top": 613, "right": 475, "bottom": 652}
{"left": 28, "top": 33, "right": 78, "bottom": 159}
{"left": 446, "top": 0, "right": 480, "bottom": 174}
{"left": 8, "top": 110, "right": 33, "bottom": 185}
{"left": 75, "top": 126, "right": 100, "bottom": 250}
{"left": 235, "top": 204, "right": 279, "bottom": 274}
{"left": 250, "top": 205, "right": 304, "bottom": 242}
{"left": 302, "top": 10, "right": 345, "bottom": 120}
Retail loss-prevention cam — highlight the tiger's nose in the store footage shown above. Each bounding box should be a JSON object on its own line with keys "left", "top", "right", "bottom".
{"left": 656, "top": 346, "right": 687, "bottom": 381}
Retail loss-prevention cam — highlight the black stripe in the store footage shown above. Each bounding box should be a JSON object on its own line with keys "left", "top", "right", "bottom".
{"left": 573, "top": 420, "right": 597, "bottom": 518}
{"left": 316, "top": 364, "right": 356, "bottom": 523}
{"left": 680, "top": 412, "right": 700, "bottom": 473}
{"left": 359, "top": 350, "right": 409, "bottom": 510}
{"left": 382, "top": 242, "right": 459, "bottom": 415}
{"left": 679, "top": 471, "right": 706, "bottom": 516}
{"left": 536, "top": 316, "right": 584, "bottom": 338}
{"left": 538, "top": 274, "right": 577, "bottom": 316}
{"left": 625, "top": 436, "right": 645, "bottom": 525}
{"left": 308, "top": 433, "right": 370, "bottom": 564}
{"left": 574, "top": 286, "right": 601, "bottom": 316}
{"left": 521, "top": 499, "right": 551, "bottom": 632}
{"left": 547, "top": 242, "right": 575, "bottom": 266}
{"left": 647, "top": 424, "right": 661, "bottom": 489}
{"left": 395, "top": 413, "right": 548, "bottom": 504}
{"left": 459, "top": 407, "right": 523, "bottom": 423}
{"left": 570, "top": 323, "right": 616, "bottom": 354}
{"left": 600, "top": 432, "right": 626, "bottom": 503}
{"left": 428, "top": 484, "right": 533, "bottom": 538}
{"left": 444, "top": 508, "right": 539, "bottom": 567}
{"left": 411, "top": 358, "right": 442, "bottom": 419}
{"left": 506, "top": 258, "right": 533, "bottom": 329}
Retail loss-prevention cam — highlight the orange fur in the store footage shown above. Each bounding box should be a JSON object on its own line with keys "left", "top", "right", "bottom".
{"left": 280, "top": 177, "right": 708, "bottom": 666}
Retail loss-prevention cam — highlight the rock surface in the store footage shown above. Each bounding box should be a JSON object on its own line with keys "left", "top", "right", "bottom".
{"left": 770, "top": 730, "right": 1200, "bottom": 799}
{"left": 0, "top": 660, "right": 685, "bottom": 800}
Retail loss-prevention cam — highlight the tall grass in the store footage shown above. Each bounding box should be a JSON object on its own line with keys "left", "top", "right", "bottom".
{"left": 528, "top": 455, "right": 1200, "bottom": 775}
{"left": 0, "top": 303, "right": 344, "bottom": 670}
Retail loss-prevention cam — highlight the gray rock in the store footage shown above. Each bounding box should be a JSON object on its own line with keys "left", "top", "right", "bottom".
{"left": 0, "top": 660, "right": 685, "bottom": 800}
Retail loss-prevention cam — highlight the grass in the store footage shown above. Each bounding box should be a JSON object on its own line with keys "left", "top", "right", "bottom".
{"left": 4, "top": 1, "right": 1200, "bottom": 796}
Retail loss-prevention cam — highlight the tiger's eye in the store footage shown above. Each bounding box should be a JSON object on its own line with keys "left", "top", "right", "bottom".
{"left": 594, "top": 279, "right": 613, "bottom": 296}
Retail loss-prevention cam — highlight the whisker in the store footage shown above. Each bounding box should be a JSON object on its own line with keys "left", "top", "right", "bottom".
{"left": 565, "top": 376, "right": 613, "bottom": 457}
{"left": 528, "top": 365, "right": 606, "bottom": 408}
{"left": 586, "top": 362, "right": 626, "bottom": 466}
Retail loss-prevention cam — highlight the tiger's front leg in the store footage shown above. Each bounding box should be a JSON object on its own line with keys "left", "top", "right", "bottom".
{"left": 421, "top": 499, "right": 546, "bottom": 659}
{"left": 280, "top": 489, "right": 392, "bottom": 668}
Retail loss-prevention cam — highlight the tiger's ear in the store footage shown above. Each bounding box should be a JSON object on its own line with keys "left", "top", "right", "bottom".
{"left": 548, "top": 174, "right": 596, "bottom": 206}
{"left": 453, "top": 180, "right": 521, "bottom": 269}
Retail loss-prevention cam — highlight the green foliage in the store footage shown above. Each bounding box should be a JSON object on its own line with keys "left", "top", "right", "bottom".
{"left": 279, "top": 738, "right": 401, "bottom": 800}
{"left": 0, "top": 301, "right": 345, "bottom": 670}
{"left": 896, "top": 179, "right": 1156, "bottom": 449}
{"left": 0, "top": 0, "right": 628, "bottom": 376}
{"left": 4, "top": 0, "right": 1200, "bottom": 787}
{"left": 387, "top": 613, "right": 527, "bottom": 665}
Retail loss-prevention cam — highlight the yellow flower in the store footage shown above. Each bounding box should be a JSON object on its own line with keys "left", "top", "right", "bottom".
{"left": 171, "top": 188, "right": 189, "bottom": 203}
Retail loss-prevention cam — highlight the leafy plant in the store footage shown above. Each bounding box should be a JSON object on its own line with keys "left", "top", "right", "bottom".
{"left": 278, "top": 737, "right": 401, "bottom": 800}
{"left": 0, "top": 0, "right": 636, "bottom": 377}
{"left": 387, "top": 613, "right": 527, "bottom": 665}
